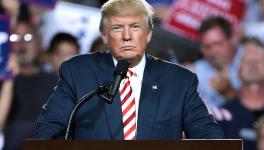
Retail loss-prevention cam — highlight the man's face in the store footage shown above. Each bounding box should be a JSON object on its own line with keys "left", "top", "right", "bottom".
{"left": 200, "top": 26, "right": 235, "bottom": 70}
{"left": 101, "top": 15, "right": 152, "bottom": 66}
{"left": 239, "top": 43, "right": 264, "bottom": 83}
{"left": 52, "top": 42, "right": 78, "bottom": 73}
{"left": 12, "top": 23, "right": 39, "bottom": 66}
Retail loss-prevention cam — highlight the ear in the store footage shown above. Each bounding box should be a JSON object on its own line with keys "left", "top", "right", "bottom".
{"left": 147, "top": 30, "right": 152, "bottom": 43}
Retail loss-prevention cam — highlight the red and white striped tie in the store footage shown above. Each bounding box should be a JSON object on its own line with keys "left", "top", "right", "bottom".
{"left": 119, "top": 69, "right": 136, "bottom": 140}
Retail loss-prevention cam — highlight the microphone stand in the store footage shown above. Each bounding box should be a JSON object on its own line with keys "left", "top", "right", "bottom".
{"left": 64, "top": 85, "right": 113, "bottom": 140}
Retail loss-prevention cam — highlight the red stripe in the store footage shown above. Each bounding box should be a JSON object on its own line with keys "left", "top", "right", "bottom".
{"left": 124, "top": 123, "right": 136, "bottom": 138}
{"left": 122, "top": 98, "right": 135, "bottom": 116}
{"left": 120, "top": 79, "right": 129, "bottom": 95}
{"left": 123, "top": 111, "right": 136, "bottom": 127}
{"left": 127, "top": 69, "right": 133, "bottom": 77}
{"left": 121, "top": 88, "right": 132, "bottom": 105}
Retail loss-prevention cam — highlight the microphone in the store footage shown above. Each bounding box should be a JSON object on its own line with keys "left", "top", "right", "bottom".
{"left": 108, "top": 60, "right": 129, "bottom": 100}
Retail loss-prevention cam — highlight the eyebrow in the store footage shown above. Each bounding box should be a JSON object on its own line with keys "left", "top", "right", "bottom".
{"left": 130, "top": 23, "right": 140, "bottom": 26}
{"left": 111, "top": 22, "right": 141, "bottom": 26}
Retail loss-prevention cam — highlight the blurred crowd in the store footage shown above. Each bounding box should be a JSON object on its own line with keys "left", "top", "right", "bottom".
{"left": 0, "top": 0, "right": 264, "bottom": 150}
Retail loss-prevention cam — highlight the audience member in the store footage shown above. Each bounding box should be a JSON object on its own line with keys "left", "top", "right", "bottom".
{"left": 3, "top": 21, "right": 58, "bottom": 150}
{"left": 46, "top": 32, "right": 80, "bottom": 74}
{"left": 194, "top": 16, "right": 242, "bottom": 107}
{"left": 90, "top": 37, "right": 108, "bottom": 53}
{"left": 219, "top": 37, "right": 264, "bottom": 150}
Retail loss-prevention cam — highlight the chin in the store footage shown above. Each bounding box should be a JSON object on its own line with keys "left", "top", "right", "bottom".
{"left": 118, "top": 55, "right": 142, "bottom": 66}
{"left": 118, "top": 53, "right": 138, "bottom": 60}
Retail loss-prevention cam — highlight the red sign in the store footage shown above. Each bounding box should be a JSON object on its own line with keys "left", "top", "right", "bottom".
{"left": 162, "top": 0, "right": 246, "bottom": 42}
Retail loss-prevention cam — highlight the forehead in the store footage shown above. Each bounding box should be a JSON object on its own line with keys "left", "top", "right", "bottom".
{"left": 15, "top": 23, "right": 32, "bottom": 34}
{"left": 107, "top": 15, "right": 145, "bottom": 26}
{"left": 201, "top": 26, "right": 227, "bottom": 41}
{"left": 243, "top": 45, "right": 264, "bottom": 59}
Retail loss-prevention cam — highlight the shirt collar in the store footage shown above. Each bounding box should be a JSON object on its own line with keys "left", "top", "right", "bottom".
{"left": 112, "top": 54, "right": 146, "bottom": 78}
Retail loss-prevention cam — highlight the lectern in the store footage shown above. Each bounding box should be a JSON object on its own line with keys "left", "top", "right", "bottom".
{"left": 24, "top": 139, "right": 242, "bottom": 150}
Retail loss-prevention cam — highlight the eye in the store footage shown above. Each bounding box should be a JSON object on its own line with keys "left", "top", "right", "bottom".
{"left": 131, "top": 25, "right": 140, "bottom": 31}
{"left": 112, "top": 26, "right": 123, "bottom": 32}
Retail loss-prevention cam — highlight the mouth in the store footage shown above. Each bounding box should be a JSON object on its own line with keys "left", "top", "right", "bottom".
{"left": 121, "top": 46, "right": 135, "bottom": 50}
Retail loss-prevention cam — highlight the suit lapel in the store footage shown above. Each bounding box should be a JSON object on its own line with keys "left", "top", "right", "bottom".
{"left": 95, "top": 52, "right": 124, "bottom": 140}
{"left": 136, "top": 55, "right": 161, "bottom": 139}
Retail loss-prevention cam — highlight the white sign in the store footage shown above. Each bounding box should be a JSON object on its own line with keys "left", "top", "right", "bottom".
{"left": 40, "top": 1, "right": 101, "bottom": 54}
{"left": 0, "top": 32, "right": 8, "bottom": 63}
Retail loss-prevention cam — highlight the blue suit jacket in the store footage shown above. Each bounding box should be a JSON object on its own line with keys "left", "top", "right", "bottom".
{"left": 36, "top": 52, "right": 224, "bottom": 139}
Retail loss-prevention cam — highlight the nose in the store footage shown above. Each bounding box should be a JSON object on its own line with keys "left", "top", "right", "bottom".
{"left": 122, "top": 27, "right": 132, "bottom": 41}
{"left": 13, "top": 40, "right": 26, "bottom": 52}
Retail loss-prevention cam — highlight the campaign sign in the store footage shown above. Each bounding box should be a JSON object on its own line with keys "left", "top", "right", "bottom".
{"left": 21, "top": 0, "right": 57, "bottom": 9}
{"left": 163, "top": 0, "right": 246, "bottom": 42}
{"left": 40, "top": 1, "right": 101, "bottom": 54}
{"left": 0, "top": 16, "right": 12, "bottom": 80}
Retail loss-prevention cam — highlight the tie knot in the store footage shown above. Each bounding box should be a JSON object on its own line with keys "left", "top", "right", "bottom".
{"left": 126, "top": 69, "right": 134, "bottom": 78}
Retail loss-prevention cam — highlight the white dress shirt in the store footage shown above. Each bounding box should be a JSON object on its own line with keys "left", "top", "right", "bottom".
{"left": 113, "top": 55, "right": 146, "bottom": 124}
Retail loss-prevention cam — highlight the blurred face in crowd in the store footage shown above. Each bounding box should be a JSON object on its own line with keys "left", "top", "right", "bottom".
{"left": 200, "top": 26, "right": 235, "bottom": 70}
{"left": 239, "top": 43, "right": 264, "bottom": 84}
{"left": 11, "top": 22, "right": 39, "bottom": 66}
{"left": 101, "top": 15, "right": 152, "bottom": 67}
{"left": 51, "top": 41, "right": 78, "bottom": 73}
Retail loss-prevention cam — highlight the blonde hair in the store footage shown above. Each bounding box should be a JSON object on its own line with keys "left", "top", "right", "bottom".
{"left": 99, "top": 0, "right": 154, "bottom": 32}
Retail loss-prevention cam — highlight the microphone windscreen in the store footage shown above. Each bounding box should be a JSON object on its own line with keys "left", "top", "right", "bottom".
{"left": 115, "top": 60, "right": 129, "bottom": 78}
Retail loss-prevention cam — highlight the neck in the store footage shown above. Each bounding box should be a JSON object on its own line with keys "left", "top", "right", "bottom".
{"left": 128, "top": 55, "right": 144, "bottom": 68}
{"left": 113, "top": 54, "right": 144, "bottom": 68}
{"left": 19, "top": 65, "right": 40, "bottom": 76}
{"left": 128, "top": 58, "right": 141, "bottom": 68}
{"left": 240, "top": 83, "right": 264, "bottom": 111}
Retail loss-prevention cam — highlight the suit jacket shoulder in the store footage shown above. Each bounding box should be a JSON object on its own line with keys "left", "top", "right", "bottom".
{"left": 63, "top": 51, "right": 112, "bottom": 69}
{"left": 146, "top": 55, "right": 196, "bottom": 83}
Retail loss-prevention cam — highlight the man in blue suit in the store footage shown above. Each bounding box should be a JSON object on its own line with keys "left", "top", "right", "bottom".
{"left": 36, "top": 0, "right": 224, "bottom": 139}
